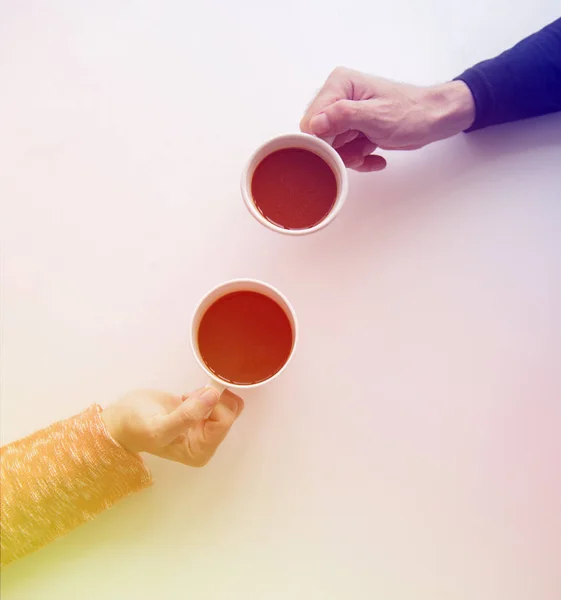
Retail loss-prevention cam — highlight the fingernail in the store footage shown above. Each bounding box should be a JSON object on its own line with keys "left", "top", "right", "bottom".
{"left": 200, "top": 388, "right": 219, "bottom": 407}
{"left": 310, "top": 113, "right": 330, "bottom": 136}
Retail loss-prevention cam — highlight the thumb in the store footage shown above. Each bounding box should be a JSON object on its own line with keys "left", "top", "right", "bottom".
{"left": 159, "top": 388, "right": 219, "bottom": 441}
{"left": 309, "top": 99, "right": 370, "bottom": 138}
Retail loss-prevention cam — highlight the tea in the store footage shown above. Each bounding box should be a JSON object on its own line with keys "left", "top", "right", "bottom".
{"left": 251, "top": 148, "right": 337, "bottom": 230}
{"left": 197, "top": 290, "right": 293, "bottom": 385}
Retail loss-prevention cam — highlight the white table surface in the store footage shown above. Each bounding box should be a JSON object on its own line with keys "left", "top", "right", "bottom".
{"left": 1, "top": 2, "right": 560, "bottom": 599}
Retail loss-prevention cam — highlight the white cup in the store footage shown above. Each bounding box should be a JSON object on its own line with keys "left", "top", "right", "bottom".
{"left": 241, "top": 133, "right": 348, "bottom": 236}
{"left": 191, "top": 279, "right": 298, "bottom": 393}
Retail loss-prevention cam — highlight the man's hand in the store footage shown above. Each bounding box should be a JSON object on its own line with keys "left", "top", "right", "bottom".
{"left": 101, "top": 388, "right": 244, "bottom": 467}
{"left": 300, "top": 67, "right": 476, "bottom": 171}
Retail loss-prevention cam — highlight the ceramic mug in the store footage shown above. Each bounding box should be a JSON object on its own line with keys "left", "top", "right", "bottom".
{"left": 191, "top": 278, "right": 298, "bottom": 393}
{"left": 241, "top": 133, "right": 348, "bottom": 236}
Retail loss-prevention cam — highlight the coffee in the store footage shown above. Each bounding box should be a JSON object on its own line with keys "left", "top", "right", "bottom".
{"left": 197, "top": 290, "right": 293, "bottom": 385}
{"left": 251, "top": 148, "right": 337, "bottom": 230}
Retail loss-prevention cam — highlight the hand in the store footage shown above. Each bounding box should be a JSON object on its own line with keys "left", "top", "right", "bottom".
{"left": 101, "top": 388, "right": 244, "bottom": 467}
{"left": 300, "top": 67, "right": 476, "bottom": 171}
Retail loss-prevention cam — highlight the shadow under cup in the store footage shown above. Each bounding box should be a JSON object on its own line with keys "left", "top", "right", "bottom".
{"left": 191, "top": 280, "right": 298, "bottom": 389}
{"left": 242, "top": 133, "right": 348, "bottom": 235}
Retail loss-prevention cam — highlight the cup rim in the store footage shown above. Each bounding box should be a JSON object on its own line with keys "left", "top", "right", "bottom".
{"left": 190, "top": 278, "right": 298, "bottom": 390}
{"left": 241, "top": 133, "right": 348, "bottom": 236}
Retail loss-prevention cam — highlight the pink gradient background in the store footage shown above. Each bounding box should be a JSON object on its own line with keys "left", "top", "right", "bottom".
{"left": 1, "top": 1, "right": 560, "bottom": 599}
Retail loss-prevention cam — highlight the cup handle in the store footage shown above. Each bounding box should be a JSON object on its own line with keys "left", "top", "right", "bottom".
{"left": 207, "top": 379, "right": 226, "bottom": 395}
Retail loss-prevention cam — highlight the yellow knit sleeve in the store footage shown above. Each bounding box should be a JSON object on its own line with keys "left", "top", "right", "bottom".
{"left": 0, "top": 405, "right": 152, "bottom": 567}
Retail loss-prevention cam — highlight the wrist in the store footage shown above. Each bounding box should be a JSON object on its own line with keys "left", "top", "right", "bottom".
{"left": 423, "top": 81, "right": 476, "bottom": 142}
{"left": 101, "top": 406, "right": 131, "bottom": 452}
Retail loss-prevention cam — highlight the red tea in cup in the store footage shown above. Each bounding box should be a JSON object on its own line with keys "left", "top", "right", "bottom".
{"left": 197, "top": 290, "right": 294, "bottom": 385}
{"left": 251, "top": 148, "right": 338, "bottom": 230}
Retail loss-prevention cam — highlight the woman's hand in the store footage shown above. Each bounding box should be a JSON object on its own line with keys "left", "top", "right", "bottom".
{"left": 101, "top": 388, "right": 244, "bottom": 466}
{"left": 300, "top": 67, "right": 475, "bottom": 171}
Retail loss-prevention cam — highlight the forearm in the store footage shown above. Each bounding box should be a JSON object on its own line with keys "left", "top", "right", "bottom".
{"left": 0, "top": 405, "right": 151, "bottom": 567}
{"left": 455, "top": 18, "right": 561, "bottom": 130}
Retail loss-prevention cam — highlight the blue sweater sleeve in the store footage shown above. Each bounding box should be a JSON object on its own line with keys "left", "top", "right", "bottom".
{"left": 455, "top": 18, "right": 561, "bottom": 131}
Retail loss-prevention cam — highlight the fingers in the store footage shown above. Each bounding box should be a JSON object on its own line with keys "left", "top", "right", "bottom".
{"left": 332, "top": 134, "right": 387, "bottom": 172}
{"left": 300, "top": 90, "right": 341, "bottom": 135}
{"left": 210, "top": 389, "right": 244, "bottom": 420}
{"left": 204, "top": 390, "right": 244, "bottom": 448}
{"left": 158, "top": 388, "right": 219, "bottom": 443}
{"left": 337, "top": 136, "right": 377, "bottom": 168}
{"left": 332, "top": 129, "right": 361, "bottom": 149}
{"left": 353, "top": 154, "right": 387, "bottom": 172}
{"left": 308, "top": 99, "right": 372, "bottom": 138}
{"left": 300, "top": 67, "right": 352, "bottom": 134}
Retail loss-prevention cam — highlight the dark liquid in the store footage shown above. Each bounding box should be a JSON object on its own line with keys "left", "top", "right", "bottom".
{"left": 197, "top": 291, "right": 293, "bottom": 385}
{"left": 251, "top": 148, "right": 337, "bottom": 230}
